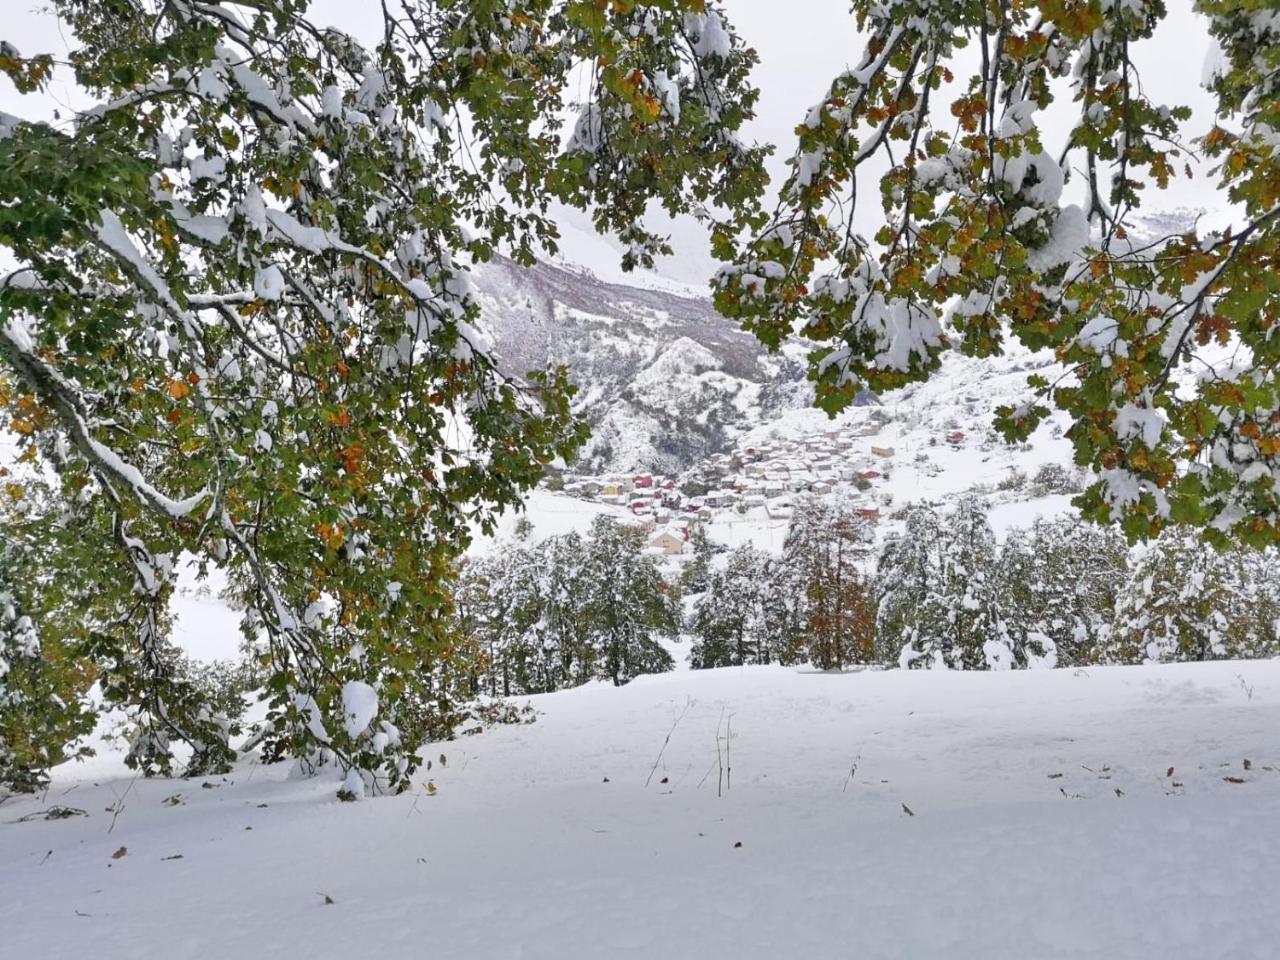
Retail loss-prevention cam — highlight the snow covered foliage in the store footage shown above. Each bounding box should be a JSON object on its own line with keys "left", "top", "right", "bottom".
{"left": 689, "top": 544, "right": 803, "bottom": 669}
{"left": 998, "top": 518, "right": 1127, "bottom": 667}
{"left": 714, "top": 0, "right": 1280, "bottom": 547}
{"left": 884, "top": 498, "right": 1010, "bottom": 670}
{"left": 0, "top": 540, "right": 94, "bottom": 795}
{"left": 1109, "top": 531, "right": 1280, "bottom": 663}
{"left": 459, "top": 517, "right": 679, "bottom": 694}
{"left": 0, "top": 1, "right": 763, "bottom": 794}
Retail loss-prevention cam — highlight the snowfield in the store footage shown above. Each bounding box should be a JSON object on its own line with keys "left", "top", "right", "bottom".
{"left": 3, "top": 660, "right": 1279, "bottom": 959}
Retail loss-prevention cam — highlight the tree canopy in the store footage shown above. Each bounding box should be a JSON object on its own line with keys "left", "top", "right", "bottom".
{"left": 715, "top": 0, "right": 1280, "bottom": 546}
{"left": 0, "top": 0, "right": 762, "bottom": 793}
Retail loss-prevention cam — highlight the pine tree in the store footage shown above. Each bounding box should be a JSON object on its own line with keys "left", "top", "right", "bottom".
{"left": 886, "top": 499, "right": 1007, "bottom": 670}
{"left": 998, "top": 519, "right": 1127, "bottom": 667}
{"left": 690, "top": 545, "right": 766, "bottom": 668}
{"left": 0, "top": 1, "right": 762, "bottom": 793}
{"left": 680, "top": 525, "right": 716, "bottom": 596}
{"left": 1110, "top": 534, "right": 1280, "bottom": 663}
{"left": 877, "top": 503, "right": 948, "bottom": 667}
{"left": 582, "top": 517, "right": 679, "bottom": 685}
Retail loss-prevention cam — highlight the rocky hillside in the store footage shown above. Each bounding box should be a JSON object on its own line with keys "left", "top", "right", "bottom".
{"left": 471, "top": 257, "right": 816, "bottom": 474}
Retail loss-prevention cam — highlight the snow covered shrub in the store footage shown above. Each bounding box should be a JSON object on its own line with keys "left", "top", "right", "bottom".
{"left": 0, "top": 1, "right": 762, "bottom": 793}
{"left": 997, "top": 468, "right": 1027, "bottom": 493}
{"left": 1030, "top": 463, "right": 1081, "bottom": 497}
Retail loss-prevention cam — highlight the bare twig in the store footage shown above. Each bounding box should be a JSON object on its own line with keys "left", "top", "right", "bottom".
{"left": 645, "top": 697, "right": 693, "bottom": 788}
{"left": 107, "top": 773, "right": 140, "bottom": 835}
{"left": 843, "top": 750, "right": 862, "bottom": 794}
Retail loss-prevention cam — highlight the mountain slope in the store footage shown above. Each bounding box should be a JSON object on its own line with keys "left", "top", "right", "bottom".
{"left": 472, "top": 257, "right": 813, "bottom": 474}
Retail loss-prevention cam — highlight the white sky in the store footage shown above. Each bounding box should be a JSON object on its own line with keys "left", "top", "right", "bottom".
{"left": 2, "top": 0, "right": 1225, "bottom": 283}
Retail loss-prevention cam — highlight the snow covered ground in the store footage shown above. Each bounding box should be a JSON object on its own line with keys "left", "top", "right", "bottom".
{"left": 4, "top": 659, "right": 1279, "bottom": 959}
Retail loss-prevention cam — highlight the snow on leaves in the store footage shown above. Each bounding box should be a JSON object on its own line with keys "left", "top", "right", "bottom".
{"left": 715, "top": 0, "right": 1280, "bottom": 546}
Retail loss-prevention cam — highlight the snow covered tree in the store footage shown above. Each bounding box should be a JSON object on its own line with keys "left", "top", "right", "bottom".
{"left": 680, "top": 524, "right": 717, "bottom": 595}
{"left": 714, "top": 0, "right": 1280, "bottom": 547}
{"left": 1109, "top": 533, "right": 1280, "bottom": 663}
{"left": 783, "top": 497, "right": 876, "bottom": 670}
{"left": 689, "top": 544, "right": 776, "bottom": 668}
{"left": 536, "top": 531, "right": 595, "bottom": 689}
{"left": 998, "top": 518, "right": 1127, "bottom": 666}
{"left": 460, "top": 521, "right": 678, "bottom": 691}
{"left": 886, "top": 499, "right": 1010, "bottom": 669}
{"left": 581, "top": 517, "right": 679, "bottom": 685}
{"left": 0, "top": 1, "right": 762, "bottom": 792}
{"left": 877, "top": 503, "right": 948, "bottom": 665}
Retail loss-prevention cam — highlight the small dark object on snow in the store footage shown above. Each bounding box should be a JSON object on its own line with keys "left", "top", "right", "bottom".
{"left": 1166, "top": 767, "right": 1175, "bottom": 778}
{"left": 602, "top": 776, "right": 610, "bottom": 783}
{"left": 161, "top": 854, "right": 184, "bottom": 861}
{"left": 1114, "top": 788, "right": 1124, "bottom": 798}
{"left": 1047, "top": 773, "right": 1063, "bottom": 779}
{"left": 1223, "top": 776, "right": 1246, "bottom": 784}
{"left": 733, "top": 841, "right": 743, "bottom": 848}
{"left": 1243, "top": 759, "right": 1252, "bottom": 771}
{"left": 111, "top": 846, "right": 127, "bottom": 860}
{"left": 660, "top": 776, "right": 669, "bottom": 784}
{"left": 10, "top": 806, "right": 87, "bottom": 824}
{"left": 901, "top": 803, "right": 915, "bottom": 817}
{"left": 320, "top": 893, "right": 335, "bottom": 905}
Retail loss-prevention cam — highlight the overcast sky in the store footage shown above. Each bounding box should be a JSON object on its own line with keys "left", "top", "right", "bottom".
{"left": 2, "top": 1, "right": 1224, "bottom": 283}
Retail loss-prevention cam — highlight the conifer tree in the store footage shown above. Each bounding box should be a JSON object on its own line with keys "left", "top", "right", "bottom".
{"left": 998, "top": 518, "right": 1127, "bottom": 666}
{"left": 582, "top": 517, "right": 679, "bottom": 685}
{"left": 1110, "top": 533, "right": 1280, "bottom": 663}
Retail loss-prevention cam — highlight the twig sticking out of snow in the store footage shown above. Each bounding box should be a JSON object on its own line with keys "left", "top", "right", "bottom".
{"left": 645, "top": 697, "right": 693, "bottom": 788}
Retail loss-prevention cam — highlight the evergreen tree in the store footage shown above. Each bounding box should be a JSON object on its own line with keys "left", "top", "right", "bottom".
{"left": 1110, "top": 534, "right": 1280, "bottom": 663}
{"left": 877, "top": 504, "right": 948, "bottom": 667}
{"left": 998, "top": 519, "right": 1127, "bottom": 667}
{"left": 689, "top": 545, "right": 766, "bottom": 668}
{"left": 680, "top": 525, "right": 717, "bottom": 596}
{"left": 886, "top": 499, "right": 1007, "bottom": 670}
{"left": 537, "top": 531, "right": 595, "bottom": 689}
{"left": 582, "top": 517, "right": 679, "bottom": 685}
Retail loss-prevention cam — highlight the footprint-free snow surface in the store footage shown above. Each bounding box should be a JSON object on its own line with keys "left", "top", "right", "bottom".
{"left": 3, "top": 660, "right": 1279, "bottom": 959}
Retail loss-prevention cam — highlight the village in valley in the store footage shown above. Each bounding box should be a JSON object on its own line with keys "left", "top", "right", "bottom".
{"left": 544, "top": 410, "right": 976, "bottom": 557}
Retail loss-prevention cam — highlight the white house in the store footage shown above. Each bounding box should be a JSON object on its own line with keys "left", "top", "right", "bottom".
{"left": 648, "top": 527, "right": 686, "bottom": 556}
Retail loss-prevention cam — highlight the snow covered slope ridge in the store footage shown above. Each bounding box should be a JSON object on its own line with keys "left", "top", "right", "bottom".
{"left": 470, "top": 256, "right": 815, "bottom": 474}
{"left": 3, "top": 660, "right": 1278, "bottom": 959}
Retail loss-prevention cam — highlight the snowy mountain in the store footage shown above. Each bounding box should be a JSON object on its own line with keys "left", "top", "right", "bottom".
{"left": 472, "top": 257, "right": 817, "bottom": 474}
